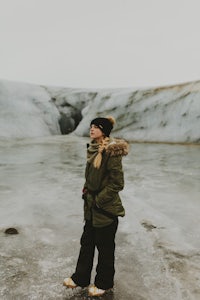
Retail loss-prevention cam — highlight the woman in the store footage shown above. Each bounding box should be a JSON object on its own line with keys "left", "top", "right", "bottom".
{"left": 63, "top": 116, "right": 129, "bottom": 297}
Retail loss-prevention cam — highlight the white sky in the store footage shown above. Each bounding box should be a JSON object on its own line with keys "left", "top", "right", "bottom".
{"left": 0, "top": 0, "right": 200, "bottom": 88}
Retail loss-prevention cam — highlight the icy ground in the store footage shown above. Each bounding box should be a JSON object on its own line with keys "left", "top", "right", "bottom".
{"left": 0, "top": 135, "right": 200, "bottom": 300}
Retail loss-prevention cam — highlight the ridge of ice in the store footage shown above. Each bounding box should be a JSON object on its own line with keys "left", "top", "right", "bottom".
{"left": 0, "top": 79, "right": 200, "bottom": 143}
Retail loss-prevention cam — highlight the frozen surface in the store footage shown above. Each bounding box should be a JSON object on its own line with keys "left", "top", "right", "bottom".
{"left": 0, "top": 135, "right": 200, "bottom": 300}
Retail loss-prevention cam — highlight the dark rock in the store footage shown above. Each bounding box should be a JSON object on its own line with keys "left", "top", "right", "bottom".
{"left": 5, "top": 228, "right": 19, "bottom": 235}
{"left": 59, "top": 110, "right": 82, "bottom": 135}
{"left": 59, "top": 115, "right": 75, "bottom": 134}
{"left": 141, "top": 220, "right": 157, "bottom": 232}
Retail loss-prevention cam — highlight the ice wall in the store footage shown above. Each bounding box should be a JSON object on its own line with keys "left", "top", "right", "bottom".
{"left": 0, "top": 80, "right": 60, "bottom": 138}
{"left": 0, "top": 79, "right": 200, "bottom": 143}
{"left": 73, "top": 82, "right": 200, "bottom": 143}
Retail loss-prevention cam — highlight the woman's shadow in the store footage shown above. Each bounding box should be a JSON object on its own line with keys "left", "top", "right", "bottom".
{"left": 64, "top": 287, "right": 115, "bottom": 300}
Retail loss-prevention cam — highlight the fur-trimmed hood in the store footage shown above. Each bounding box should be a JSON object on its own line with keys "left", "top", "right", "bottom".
{"left": 105, "top": 138, "right": 129, "bottom": 157}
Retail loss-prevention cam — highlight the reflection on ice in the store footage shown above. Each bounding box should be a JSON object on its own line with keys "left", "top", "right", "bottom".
{"left": 0, "top": 135, "right": 200, "bottom": 300}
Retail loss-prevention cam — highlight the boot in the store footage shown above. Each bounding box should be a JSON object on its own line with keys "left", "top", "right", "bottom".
{"left": 63, "top": 277, "right": 77, "bottom": 288}
{"left": 88, "top": 285, "right": 105, "bottom": 297}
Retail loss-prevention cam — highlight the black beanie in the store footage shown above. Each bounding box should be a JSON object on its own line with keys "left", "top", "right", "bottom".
{"left": 90, "top": 117, "right": 113, "bottom": 137}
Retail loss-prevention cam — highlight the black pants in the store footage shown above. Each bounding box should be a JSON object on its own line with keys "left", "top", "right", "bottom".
{"left": 71, "top": 219, "right": 118, "bottom": 290}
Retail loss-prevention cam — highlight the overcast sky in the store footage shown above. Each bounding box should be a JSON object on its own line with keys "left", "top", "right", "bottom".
{"left": 0, "top": 0, "right": 200, "bottom": 88}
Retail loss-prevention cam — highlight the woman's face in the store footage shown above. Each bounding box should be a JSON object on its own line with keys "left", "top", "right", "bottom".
{"left": 90, "top": 124, "right": 104, "bottom": 141}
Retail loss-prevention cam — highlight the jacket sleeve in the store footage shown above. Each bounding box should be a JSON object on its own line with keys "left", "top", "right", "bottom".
{"left": 95, "top": 155, "right": 124, "bottom": 207}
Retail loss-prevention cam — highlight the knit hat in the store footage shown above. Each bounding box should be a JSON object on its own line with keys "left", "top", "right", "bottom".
{"left": 90, "top": 116, "right": 115, "bottom": 137}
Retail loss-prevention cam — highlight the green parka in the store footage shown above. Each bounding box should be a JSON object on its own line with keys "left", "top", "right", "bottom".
{"left": 83, "top": 138, "right": 129, "bottom": 227}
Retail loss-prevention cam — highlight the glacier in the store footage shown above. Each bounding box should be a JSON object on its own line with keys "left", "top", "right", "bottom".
{"left": 0, "top": 79, "right": 200, "bottom": 143}
{"left": 0, "top": 79, "right": 200, "bottom": 299}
